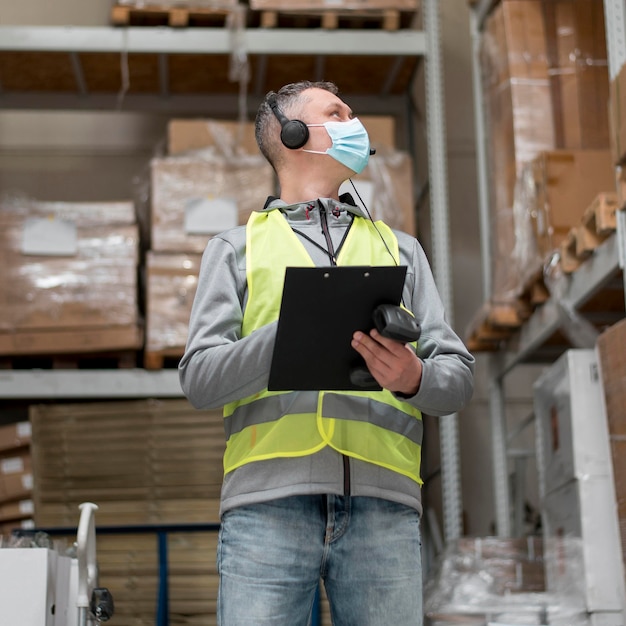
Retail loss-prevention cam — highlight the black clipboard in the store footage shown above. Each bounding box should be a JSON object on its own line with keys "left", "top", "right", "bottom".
{"left": 268, "top": 265, "right": 407, "bottom": 391}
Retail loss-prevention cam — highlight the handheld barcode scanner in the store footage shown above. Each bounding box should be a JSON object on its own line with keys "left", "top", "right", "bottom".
{"left": 373, "top": 304, "right": 421, "bottom": 343}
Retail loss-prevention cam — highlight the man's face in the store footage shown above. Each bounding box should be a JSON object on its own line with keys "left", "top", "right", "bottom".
{"left": 299, "top": 88, "right": 354, "bottom": 153}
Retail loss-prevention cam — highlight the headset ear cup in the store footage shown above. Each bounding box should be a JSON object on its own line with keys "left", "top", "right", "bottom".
{"left": 280, "top": 120, "right": 309, "bottom": 150}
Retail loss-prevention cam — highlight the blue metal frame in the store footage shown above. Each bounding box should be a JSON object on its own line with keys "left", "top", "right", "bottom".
{"left": 16, "top": 523, "right": 321, "bottom": 626}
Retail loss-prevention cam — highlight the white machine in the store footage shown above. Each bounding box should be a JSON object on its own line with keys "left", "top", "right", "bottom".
{"left": 0, "top": 501, "right": 114, "bottom": 626}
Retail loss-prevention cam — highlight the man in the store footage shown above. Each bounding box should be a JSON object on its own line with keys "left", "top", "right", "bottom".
{"left": 179, "top": 81, "right": 475, "bottom": 626}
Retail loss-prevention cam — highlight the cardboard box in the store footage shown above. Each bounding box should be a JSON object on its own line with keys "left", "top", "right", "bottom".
{"left": 0, "top": 471, "right": 33, "bottom": 501}
{"left": 150, "top": 154, "right": 275, "bottom": 253}
{"left": 0, "top": 450, "right": 32, "bottom": 477}
{"left": 609, "top": 437, "right": 626, "bottom": 564}
{"left": 30, "top": 399, "right": 225, "bottom": 527}
{"left": 0, "top": 421, "right": 31, "bottom": 453}
{"left": 168, "top": 119, "right": 259, "bottom": 156}
{"left": 480, "top": 0, "right": 556, "bottom": 301}
{"left": 597, "top": 319, "right": 626, "bottom": 436}
{"left": 526, "top": 150, "right": 615, "bottom": 255}
{"left": 543, "top": 0, "right": 610, "bottom": 151}
{"left": 0, "top": 200, "right": 140, "bottom": 334}
{"left": 0, "top": 498, "right": 34, "bottom": 523}
{"left": 145, "top": 252, "right": 202, "bottom": 353}
{"left": 0, "top": 517, "right": 35, "bottom": 536}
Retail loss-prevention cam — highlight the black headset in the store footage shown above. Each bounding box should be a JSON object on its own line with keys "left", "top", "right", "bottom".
{"left": 267, "top": 92, "right": 376, "bottom": 156}
{"left": 267, "top": 94, "right": 310, "bottom": 150}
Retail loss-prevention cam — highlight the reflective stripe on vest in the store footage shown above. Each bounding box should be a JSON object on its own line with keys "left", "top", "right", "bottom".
{"left": 223, "top": 208, "right": 423, "bottom": 484}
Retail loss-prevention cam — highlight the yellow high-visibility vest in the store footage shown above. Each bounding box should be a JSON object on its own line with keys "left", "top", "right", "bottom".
{"left": 223, "top": 208, "right": 423, "bottom": 484}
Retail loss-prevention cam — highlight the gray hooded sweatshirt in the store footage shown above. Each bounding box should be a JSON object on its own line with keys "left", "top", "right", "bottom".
{"left": 179, "top": 196, "right": 475, "bottom": 517}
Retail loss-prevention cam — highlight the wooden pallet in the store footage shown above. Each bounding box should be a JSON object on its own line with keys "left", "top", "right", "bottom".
{"left": 255, "top": 8, "right": 413, "bottom": 30}
{"left": 110, "top": 3, "right": 235, "bottom": 27}
{"left": 465, "top": 300, "right": 530, "bottom": 353}
{"left": 0, "top": 325, "right": 143, "bottom": 368}
{"left": 519, "top": 267, "right": 550, "bottom": 309}
{"left": 467, "top": 198, "right": 624, "bottom": 353}
{"left": 559, "top": 192, "right": 618, "bottom": 274}
{"left": 143, "top": 347, "right": 184, "bottom": 370}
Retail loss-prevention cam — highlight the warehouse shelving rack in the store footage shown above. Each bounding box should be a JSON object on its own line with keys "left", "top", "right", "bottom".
{"left": 0, "top": 1, "right": 465, "bottom": 545}
{"left": 470, "top": 0, "right": 626, "bottom": 537}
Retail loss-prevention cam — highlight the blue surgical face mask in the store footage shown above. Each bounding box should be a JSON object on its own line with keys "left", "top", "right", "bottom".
{"left": 303, "top": 117, "right": 371, "bottom": 174}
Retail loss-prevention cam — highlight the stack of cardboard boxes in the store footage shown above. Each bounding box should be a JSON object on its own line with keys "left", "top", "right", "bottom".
{"left": 0, "top": 200, "right": 142, "bottom": 360}
{"left": 0, "top": 421, "right": 34, "bottom": 536}
{"left": 30, "top": 398, "right": 225, "bottom": 625}
{"left": 475, "top": 0, "right": 614, "bottom": 331}
{"left": 144, "top": 119, "right": 275, "bottom": 368}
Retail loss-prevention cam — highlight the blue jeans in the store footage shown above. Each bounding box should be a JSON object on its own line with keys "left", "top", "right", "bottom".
{"left": 217, "top": 495, "right": 423, "bottom": 626}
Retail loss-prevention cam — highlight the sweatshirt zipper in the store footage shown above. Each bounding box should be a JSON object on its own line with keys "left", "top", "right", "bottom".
{"left": 318, "top": 200, "right": 337, "bottom": 266}
{"left": 318, "top": 200, "right": 351, "bottom": 496}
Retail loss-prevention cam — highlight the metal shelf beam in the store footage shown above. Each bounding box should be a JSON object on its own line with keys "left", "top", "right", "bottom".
{"left": 0, "top": 369, "right": 184, "bottom": 400}
{"left": 0, "top": 25, "right": 426, "bottom": 56}
{"left": 501, "top": 233, "right": 622, "bottom": 375}
{"left": 423, "top": 0, "right": 462, "bottom": 543}
{"left": 0, "top": 93, "right": 411, "bottom": 115}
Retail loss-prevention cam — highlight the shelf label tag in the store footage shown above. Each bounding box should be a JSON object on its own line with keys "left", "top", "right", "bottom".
{"left": 1, "top": 456, "right": 24, "bottom": 475}
{"left": 22, "top": 217, "right": 78, "bottom": 256}
{"left": 184, "top": 196, "right": 238, "bottom": 235}
{"left": 19, "top": 500, "right": 35, "bottom": 515}
{"left": 17, "top": 422, "right": 32, "bottom": 439}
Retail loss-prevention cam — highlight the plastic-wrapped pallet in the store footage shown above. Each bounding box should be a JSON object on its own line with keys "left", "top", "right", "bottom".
{"left": 0, "top": 421, "right": 34, "bottom": 536}
{"left": 150, "top": 120, "right": 275, "bottom": 254}
{"left": 0, "top": 198, "right": 141, "bottom": 356}
{"left": 423, "top": 535, "right": 621, "bottom": 625}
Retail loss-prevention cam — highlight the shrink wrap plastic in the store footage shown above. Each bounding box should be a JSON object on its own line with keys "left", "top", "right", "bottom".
{"left": 0, "top": 197, "right": 139, "bottom": 332}
{"left": 150, "top": 121, "right": 275, "bottom": 253}
{"left": 145, "top": 252, "right": 200, "bottom": 352}
{"left": 424, "top": 536, "right": 594, "bottom": 626}
{"left": 480, "top": 0, "right": 609, "bottom": 306}
{"left": 479, "top": 0, "right": 555, "bottom": 306}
